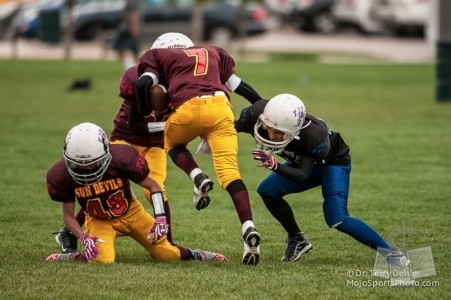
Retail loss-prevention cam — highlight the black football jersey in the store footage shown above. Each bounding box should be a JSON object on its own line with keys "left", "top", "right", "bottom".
{"left": 236, "top": 99, "right": 351, "bottom": 166}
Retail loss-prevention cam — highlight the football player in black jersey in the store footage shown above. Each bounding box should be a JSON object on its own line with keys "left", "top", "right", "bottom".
{"left": 235, "top": 95, "right": 410, "bottom": 266}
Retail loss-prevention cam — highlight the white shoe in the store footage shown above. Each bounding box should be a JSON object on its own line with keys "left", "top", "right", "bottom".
{"left": 46, "top": 252, "right": 83, "bottom": 261}
{"left": 193, "top": 249, "right": 229, "bottom": 261}
{"left": 378, "top": 248, "right": 411, "bottom": 267}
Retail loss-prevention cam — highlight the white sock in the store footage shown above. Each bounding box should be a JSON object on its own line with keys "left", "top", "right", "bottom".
{"left": 189, "top": 168, "right": 203, "bottom": 181}
{"left": 242, "top": 220, "right": 255, "bottom": 236}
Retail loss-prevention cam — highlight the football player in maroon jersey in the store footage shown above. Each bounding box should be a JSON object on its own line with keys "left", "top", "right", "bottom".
{"left": 135, "top": 32, "right": 263, "bottom": 265}
{"left": 53, "top": 36, "right": 190, "bottom": 254}
{"left": 46, "top": 122, "right": 227, "bottom": 263}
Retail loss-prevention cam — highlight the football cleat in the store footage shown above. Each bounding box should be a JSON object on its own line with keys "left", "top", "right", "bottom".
{"left": 281, "top": 232, "right": 312, "bottom": 262}
{"left": 242, "top": 227, "right": 261, "bottom": 266}
{"left": 193, "top": 249, "right": 228, "bottom": 262}
{"left": 194, "top": 172, "right": 214, "bottom": 194}
{"left": 192, "top": 173, "right": 213, "bottom": 210}
{"left": 378, "top": 248, "right": 410, "bottom": 267}
{"left": 54, "top": 227, "right": 78, "bottom": 253}
{"left": 193, "top": 186, "right": 211, "bottom": 211}
{"left": 46, "top": 252, "right": 84, "bottom": 262}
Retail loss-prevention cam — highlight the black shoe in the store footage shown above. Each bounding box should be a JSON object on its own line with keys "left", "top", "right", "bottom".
{"left": 281, "top": 232, "right": 312, "bottom": 262}
{"left": 242, "top": 227, "right": 261, "bottom": 266}
{"left": 54, "top": 227, "right": 78, "bottom": 253}
{"left": 193, "top": 172, "right": 214, "bottom": 194}
{"left": 192, "top": 173, "right": 214, "bottom": 210}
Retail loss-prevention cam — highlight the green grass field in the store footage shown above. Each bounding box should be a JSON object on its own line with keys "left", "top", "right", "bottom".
{"left": 0, "top": 53, "right": 449, "bottom": 299}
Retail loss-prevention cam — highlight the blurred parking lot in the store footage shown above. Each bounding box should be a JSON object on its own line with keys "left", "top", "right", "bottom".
{"left": 0, "top": 0, "right": 434, "bottom": 63}
{"left": 0, "top": 27, "right": 433, "bottom": 63}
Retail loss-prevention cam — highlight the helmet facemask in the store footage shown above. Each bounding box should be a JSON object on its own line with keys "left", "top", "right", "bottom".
{"left": 64, "top": 151, "right": 111, "bottom": 185}
{"left": 254, "top": 116, "right": 300, "bottom": 154}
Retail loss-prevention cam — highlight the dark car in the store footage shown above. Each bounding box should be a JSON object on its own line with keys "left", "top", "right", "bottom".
{"left": 289, "top": 0, "right": 336, "bottom": 34}
{"left": 14, "top": 0, "right": 268, "bottom": 44}
{"left": 140, "top": 0, "right": 268, "bottom": 44}
{"left": 73, "top": 0, "right": 269, "bottom": 44}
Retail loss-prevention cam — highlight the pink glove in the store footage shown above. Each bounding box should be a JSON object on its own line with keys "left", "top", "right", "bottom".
{"left": 252, "top": 149, "right": 278, "bottom": 170}
{"left": 147, "top": 216, "right": 169, "bottom": 244}
{"left": 80, "top": 233, "right": 104, "bottom": 260}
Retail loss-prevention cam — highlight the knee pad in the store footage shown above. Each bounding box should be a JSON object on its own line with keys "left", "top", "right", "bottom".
{"left": 167, "top": 146, "right": 187, "bottom": 163}
{"left": 226, "top": 179, "right": 246, "bottom": 196}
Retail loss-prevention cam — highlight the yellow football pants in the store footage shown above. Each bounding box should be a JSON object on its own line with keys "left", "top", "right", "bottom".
{"left": 164, "top": 95, "right": 242, "bottom": 188}
{"left": 84, "top": 199, "right": 180, "bottom": 264}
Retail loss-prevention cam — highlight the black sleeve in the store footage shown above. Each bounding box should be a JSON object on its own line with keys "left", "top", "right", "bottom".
{"left": 134, "top": 75, "right": 155, "bottom": 116}
{"left": 234, "top": 80, "right": 262, "bottom": 104}
{"left": 235, "top": 100, "right": 269, "bottom": 134}
{"left": 274, "top": 157, "right": 314, "bottom": 184}
{"left": 234, "top": 106, "right": 251, "bottom": 133}
{"left": 127, "top": 104, "right": 148, "bottom": 132}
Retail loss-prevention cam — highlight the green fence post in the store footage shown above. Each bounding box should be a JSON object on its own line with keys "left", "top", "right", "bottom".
{"left": 39, "top": 9, "right": 61, "bottom": 44}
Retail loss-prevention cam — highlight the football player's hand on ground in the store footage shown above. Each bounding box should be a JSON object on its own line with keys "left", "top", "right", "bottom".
{"left": 147, "top": 216, "right": 169, "bottom": 244}
{"left": 80, "top": 233, "right": 104, "bottom": 260}
{"left": 252, "top": 149, "right": 278, "bottom": 171}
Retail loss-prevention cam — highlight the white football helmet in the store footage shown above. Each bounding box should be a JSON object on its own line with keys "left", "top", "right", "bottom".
{"left": 254, "top": 94, "right": 306, "bottom": 153}
{"left": 63, "top": 122, "right": 112, "bottom": 185}
{"left": 150, "top": 32, "right": 194, "bottom": 49}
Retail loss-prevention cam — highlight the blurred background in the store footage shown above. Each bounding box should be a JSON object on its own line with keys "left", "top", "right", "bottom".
{"left": 0, "top": 0, "right": 435, "bottom": 59}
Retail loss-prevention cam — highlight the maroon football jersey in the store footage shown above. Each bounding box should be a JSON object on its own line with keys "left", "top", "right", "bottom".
{"left": 137, "top": 46, "right": 234, "bottom": 109}
{"left": 110, "top": 66, "right": 164, "bottom": 147}
{"left": 46, "top": 145, "right": 149, "bottom": 220}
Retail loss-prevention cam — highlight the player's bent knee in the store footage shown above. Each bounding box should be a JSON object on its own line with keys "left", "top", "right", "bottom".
{"left": 225, "top": 179, "right": 246, "bottom": 196}
{"left": 256, "top": 183, "right": 279, "bottom": 198}
{"left": 324, "top": 213, "right": 346, "bottom": 228}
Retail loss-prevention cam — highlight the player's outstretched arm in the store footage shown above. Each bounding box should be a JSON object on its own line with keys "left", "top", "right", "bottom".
{"left": 234, "top": 80, "right": 262, "bottom": 104}
{"left": 225, "top": 74, "right": 262, "bottom": 104}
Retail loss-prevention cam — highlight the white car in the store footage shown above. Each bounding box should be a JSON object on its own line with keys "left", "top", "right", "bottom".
{"left": 332, "top": 0, "right": 386, "bottom": 34}
{"left": 370, "top": 0, "right": 430, "bottom": 36}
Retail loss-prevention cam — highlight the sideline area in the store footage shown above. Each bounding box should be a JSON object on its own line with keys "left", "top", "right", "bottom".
{"left": 0, "top": 28, "right": 434, "bottom": 63}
